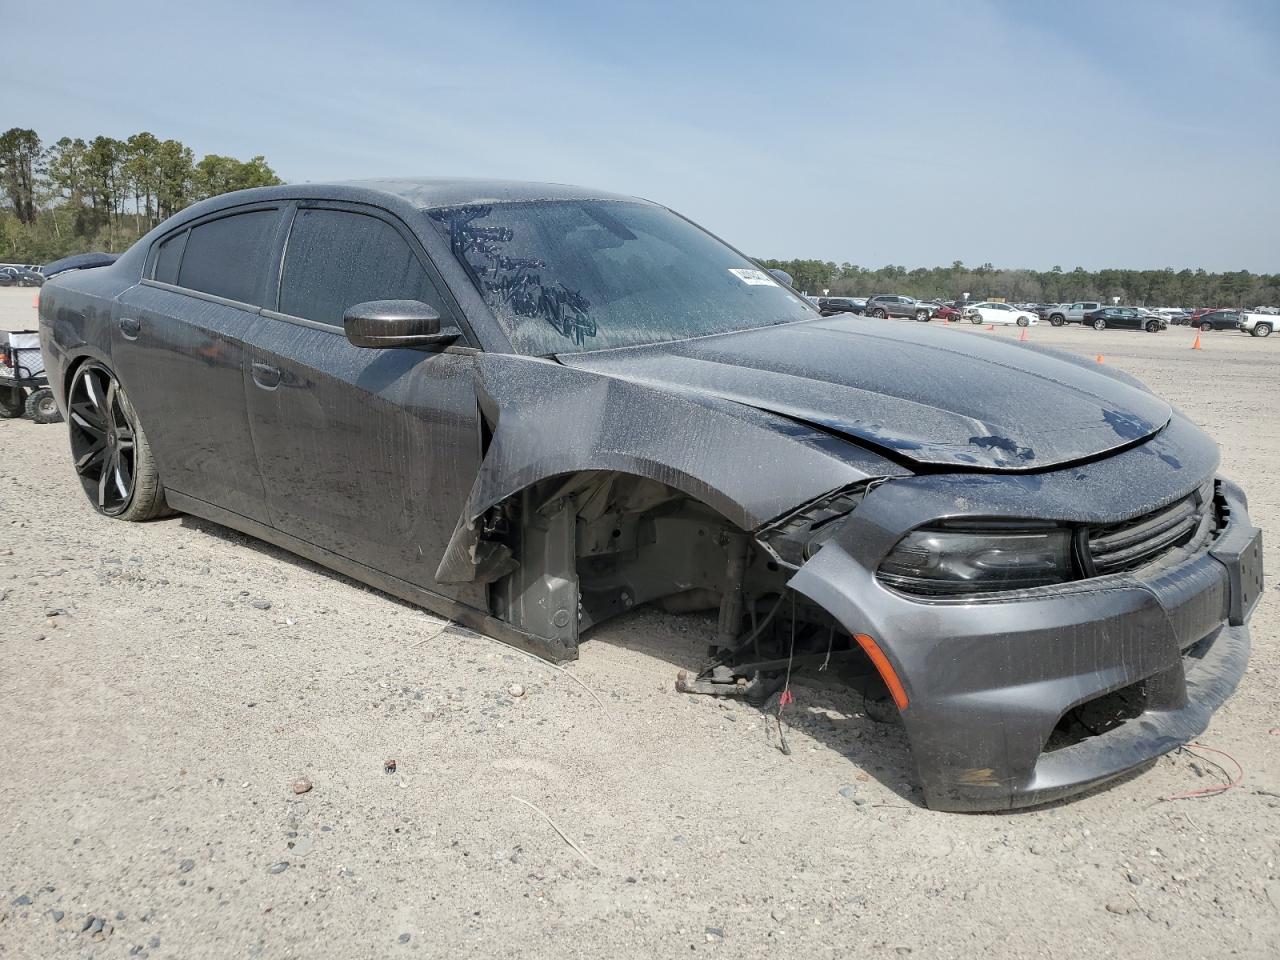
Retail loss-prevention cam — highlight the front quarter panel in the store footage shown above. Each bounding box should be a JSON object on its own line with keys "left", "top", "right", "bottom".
{"left": 435, "top": 353, "right": 909, "bottom": 582}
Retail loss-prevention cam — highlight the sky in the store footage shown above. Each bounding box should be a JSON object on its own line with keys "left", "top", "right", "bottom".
{"left": 4, "top": 0, "right": 1278, "bottom": 272}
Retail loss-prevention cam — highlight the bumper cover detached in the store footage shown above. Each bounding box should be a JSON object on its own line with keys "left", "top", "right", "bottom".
{"left": 789, "top": 476, "right": 1259, "bottom": 812}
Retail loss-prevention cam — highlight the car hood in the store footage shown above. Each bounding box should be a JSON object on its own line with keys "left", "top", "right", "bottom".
{"left": 558, "top": 316, "right": 1172, "bottom": 471}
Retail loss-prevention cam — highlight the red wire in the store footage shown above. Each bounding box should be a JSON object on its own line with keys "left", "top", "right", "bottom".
{"left": 1161, "top": 742, "right": 1244, "bottom": 801}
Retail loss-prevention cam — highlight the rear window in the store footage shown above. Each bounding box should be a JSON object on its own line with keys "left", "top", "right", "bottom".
{"left": 177, "top": 209, "right": 278, "bottom": 305}
{"left": 152, "top": 230, "right": 187, "bottom": 285}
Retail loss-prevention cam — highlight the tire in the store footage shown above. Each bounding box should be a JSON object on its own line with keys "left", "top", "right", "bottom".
{"left": 1254, "top": 323, "right": 1272, "bottom": 338}
{"left": 1049, "top": 314, "right": 1065, "bottom": 326}
{"left": 915, "top": 309, "right": 929, "bottom": 322}
{"left": 873, "top": 309, "right": 888, "bottom": 319}
{"left": 1093, "top": 318, "right": 1106, "bottom": 330}
{"left": 1200, "top": 321, "right": 1213, "bottom": 332}
{"left": 0, "top": 386, "right": 24, "bottom": 419}
{"left": 24, "top": 387, "right": 63, "bottom": 423}
{"left": 970, "top": 315, "right": 982, "bottom": 324}
{"left": 65, "top": 361, "right": 171, "bottom": 521}
{"left": 1145, "top": 320, "right": 1161, "bottom": 333}
{"left": 1016, "top": 316, "right": 1029, "bottom": 327}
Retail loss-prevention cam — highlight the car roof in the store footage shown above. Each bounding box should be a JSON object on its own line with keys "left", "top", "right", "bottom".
{"left": 189, "top": 178, "right": 647, "bottom": 214}
{"left": 344, "top": 178, "right": 644, "bottom": 209}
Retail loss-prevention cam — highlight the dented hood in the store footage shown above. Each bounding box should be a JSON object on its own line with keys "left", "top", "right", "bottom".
{"left": 559, "top": 316, "right": 1172, "bottom": 471}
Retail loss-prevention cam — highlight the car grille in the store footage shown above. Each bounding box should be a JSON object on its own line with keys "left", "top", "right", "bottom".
{"left": 1086, "top": 480, "right": 1217, "bottom": 575}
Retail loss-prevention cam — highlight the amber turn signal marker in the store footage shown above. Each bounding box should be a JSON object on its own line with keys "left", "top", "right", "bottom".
{"left": 853, "top": 633, "right": 909, "bottom": 711}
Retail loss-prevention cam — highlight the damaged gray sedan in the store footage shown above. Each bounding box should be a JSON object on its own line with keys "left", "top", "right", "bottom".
{"left": 38, "top": 179, "right": 1263, "bottom": 811}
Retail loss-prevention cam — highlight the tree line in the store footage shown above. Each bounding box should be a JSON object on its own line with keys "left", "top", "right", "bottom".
{"left": 758, "top": 258, "right": 1279, "bottom": 309}
{"left": 0, "top": 127, "right": 283, "bottom": 263}
{"left": 2, "top": 125, "right": 1273, "bottom": 306}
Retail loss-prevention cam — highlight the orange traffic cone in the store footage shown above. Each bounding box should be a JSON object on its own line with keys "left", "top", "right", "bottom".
{"left": 1018, "top": 327, "right": 1029, "bottom": 342}
{"left": 1096, "top": 354, "right": 1104, "bottom": 363}
{"left": 986, "top": 324, "right": 994, "bottom": 331}
{"left": 1191, "top": 332, "right": 1202, "bottom": 350}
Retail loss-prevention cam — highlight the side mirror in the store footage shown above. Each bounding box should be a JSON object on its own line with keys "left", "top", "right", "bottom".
{"left": 343, "top": 300, "right": 459, "bottom": 349}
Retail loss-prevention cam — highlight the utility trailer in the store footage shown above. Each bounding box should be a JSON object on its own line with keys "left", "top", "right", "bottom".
{"left": 0, "top": 330, "right": 62, "bottom": 423}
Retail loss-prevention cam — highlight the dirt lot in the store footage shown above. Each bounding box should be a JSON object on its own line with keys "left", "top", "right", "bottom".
{"left": 2, "top": 286, "right": 1278, "bottom": 958}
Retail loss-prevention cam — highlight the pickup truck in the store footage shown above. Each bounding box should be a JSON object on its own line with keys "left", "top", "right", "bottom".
{"left": 864, "top": 294, "right": 936, "bottom": 322}
{"left": 1045, "top": 302, "right": 1102, "bottom": 326}
{"left": 1239, "top": 313, "right": 1276, "bottom": 338}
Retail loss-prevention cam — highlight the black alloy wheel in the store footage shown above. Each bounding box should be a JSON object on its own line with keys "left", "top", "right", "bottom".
{"left": 68, "top": 363, "right": 135, "bottom": 514}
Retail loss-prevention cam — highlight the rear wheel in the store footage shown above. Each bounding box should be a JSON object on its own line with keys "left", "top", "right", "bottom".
{"left": 0, "top": 386, "right": 23, "bottom": 419}
{"left": 24, "top": 387, "right": 62, "bottom": 423}
{"left": 66, "top": 361, "right": 170, "bottom": 520}
{"left": 1253, "top": 323, "right": 1272, "bottom": 338}
{"left": 1093, "top": 318, "right": 1107, "bottom": 330}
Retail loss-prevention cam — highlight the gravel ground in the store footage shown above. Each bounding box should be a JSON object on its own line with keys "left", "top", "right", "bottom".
{"left": 2, "top": 286, "right": 1278, "bottom": 958}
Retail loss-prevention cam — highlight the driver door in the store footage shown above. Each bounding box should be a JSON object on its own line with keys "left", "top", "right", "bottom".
{"left": 241, "top": 201, "right": 485, "bottom": 605}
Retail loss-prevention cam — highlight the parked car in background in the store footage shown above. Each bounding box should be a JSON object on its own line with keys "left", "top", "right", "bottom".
{"left": 1239, "top": 313, "right": 1275, "bottom": 338}
{"left": 1083, "top": 307, "right": 1167, "bottom": 332}
{"left": 1045, "top": 302, "right": 1102, "bottom": 326}
{"left": 0, "top": 266, "right": 44, "bottom": 287}
{"left": 864, "top": 294, "right": 935, "bottom": 322}
{"left": 1195, "top": 310, "right": 1242, "bottom": 332}
{"left": 964, "top": 302, "right": 1038, "bottom": 326}
{"left": 817, "top": 297, "right": 863, "bottom": 317}
{"left": 1186, "top": 307, "right": 1228, "bottom": 327}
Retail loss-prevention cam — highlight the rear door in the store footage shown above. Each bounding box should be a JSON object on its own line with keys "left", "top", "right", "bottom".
{"left": 241, "top": 201, "right": 485, "bottom": 603}
{"left": 112, "top": 205, "right": 283, "bottom": 522}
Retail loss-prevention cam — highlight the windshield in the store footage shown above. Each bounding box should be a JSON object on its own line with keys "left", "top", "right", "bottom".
{"left": 424, "top": 199, "right": 815, "bottom": 355}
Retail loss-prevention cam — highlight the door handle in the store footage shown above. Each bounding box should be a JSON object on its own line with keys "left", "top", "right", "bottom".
{"left": 251, "top": 361, "right": 282, "bottom": 390}
{"left": 118, "top": 317, "right": 141, "bottom": 340}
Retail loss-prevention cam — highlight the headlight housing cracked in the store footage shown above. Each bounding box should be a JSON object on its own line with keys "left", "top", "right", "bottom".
{"left": 878, "top": 521, "right": 1073, "bottom": 596}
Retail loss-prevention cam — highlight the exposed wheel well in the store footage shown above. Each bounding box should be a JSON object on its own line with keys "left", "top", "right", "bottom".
{"left": 477, "top": 470, "right": 838, "bottom": 658}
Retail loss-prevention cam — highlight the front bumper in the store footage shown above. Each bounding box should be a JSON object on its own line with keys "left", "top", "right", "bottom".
{"left": 789, "top": 427, "right": 1259, "bottom": 811}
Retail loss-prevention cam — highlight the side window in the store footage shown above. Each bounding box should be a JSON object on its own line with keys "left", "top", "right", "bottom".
{"left": 278, "top": 207, "right": 449, "bottom": 328}
{"left": 152, "top": 230, "right": 187, "bottom": 284}
{"left": 177, "top": 209, "right": 279, "bottom": 305}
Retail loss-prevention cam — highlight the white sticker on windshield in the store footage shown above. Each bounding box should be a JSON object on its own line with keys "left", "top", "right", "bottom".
{"left": 728, "top": 268, "right": 776, "bottom": 286}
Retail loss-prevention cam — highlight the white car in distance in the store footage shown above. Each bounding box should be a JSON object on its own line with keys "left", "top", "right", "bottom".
{"left": 963, "top": 302, "right": 1038, "bottom": 327}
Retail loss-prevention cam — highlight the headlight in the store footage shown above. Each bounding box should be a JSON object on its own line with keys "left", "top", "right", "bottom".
{"left": 878, "top": 523, "right": 1073, "bottom": 596}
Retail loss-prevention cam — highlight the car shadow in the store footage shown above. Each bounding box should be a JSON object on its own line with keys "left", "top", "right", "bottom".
{"left": 173, "top": 514, "right": 1143, "bottom": 815}
{"left": 585, "top": 605, "right": 927, "bottom": 808}
{"left": 175, "top": 513, "right": 424, "bottom": 615}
